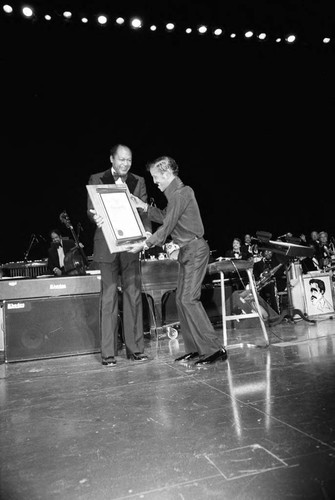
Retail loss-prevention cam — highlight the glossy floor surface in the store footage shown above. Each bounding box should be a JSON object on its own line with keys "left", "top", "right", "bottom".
{"left": 1, "top": 316, "right": 335, "bottom": 500}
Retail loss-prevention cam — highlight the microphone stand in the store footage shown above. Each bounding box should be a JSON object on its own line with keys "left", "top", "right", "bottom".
{"left": 268, "top": 258, "right": 315, "bottom": 326}
{"left": 23, "top": 234, "right": 37, "bottom": 262}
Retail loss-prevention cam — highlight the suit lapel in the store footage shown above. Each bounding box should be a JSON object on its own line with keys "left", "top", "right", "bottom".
{"left": 101, "top": 170, "right": 115, "bottom": 184}
{"left": 100, "top": 169, "right": 138, "bottom": 194}
{"left": 126, "top": 173, "right": 138, "bottom": 194}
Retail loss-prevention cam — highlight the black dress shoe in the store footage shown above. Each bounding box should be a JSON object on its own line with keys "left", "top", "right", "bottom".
{"left": 194, "top": 348, "right": 228, "bottom": 365}
{"left": 128, "top": 353, "right": 149, "bottom": 361}
{"left": 174, "top": 352, "right": 199, "bottom": 362}
{"left": 102, "top": 357, "right": 117, "bottom": 366}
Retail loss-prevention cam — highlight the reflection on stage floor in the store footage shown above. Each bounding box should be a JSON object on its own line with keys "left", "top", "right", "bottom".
{"left": 1, "top": 317, "right": 335, "bottom": 500}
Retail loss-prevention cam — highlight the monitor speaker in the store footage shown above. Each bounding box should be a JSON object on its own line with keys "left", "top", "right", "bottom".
{"left": 3, "top": 294, "right": 101, "bottom": 363}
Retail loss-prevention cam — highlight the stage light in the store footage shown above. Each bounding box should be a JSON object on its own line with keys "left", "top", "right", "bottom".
{"left": 81, "top": 17, "right": 88, "bottom": 24}
{"left": 3, "top": 4, "right": 13, "bottom": 14}
{"left": 22, "top": 6, "right": 33, "bottom": 18}
{"left": 258, "top": 32, "right": 267, "bottom": 40}
{"left": 130, "top": 18, "right": 142, "bottom": 29}
{"left": 97, "top": 15, "right": 107, "bottom": 25}
{"left": 213, "top": 28, "right": 223, "bottom": 36}
{"left": 116, "top": 17, "right": 125, "bottom": 25}
{"left": 244, "top": 30, "right": 254, "bottom": 39}
{"left": 44, "top": 14, "right": 51, "bottom": 21}
{"left": 323, "top": 37, "right": 331, "bottom": 44}
{"left": 150, "top": 25, "right": 157, "bottom": 32}
{"left": 285, "top": 34, "right": 296, "bottom": 44}
{"left": 185, "top": 27, "right": 192, "bottom": 34}
{"left": 166, "top": 23, "right": 175, "bottom": 31}
{"left": 198, "top": 25, "right": 207, "bottom": 34}
{"left": 63, "top": 11, "right": 72, "bottom": 19}
{"left": 230, "top": 33, "right": 237, "bottom": 39}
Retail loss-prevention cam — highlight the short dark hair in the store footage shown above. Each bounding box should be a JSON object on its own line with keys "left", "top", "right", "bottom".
{"left": 309, "top": 278, "right": 326, "bottom": 294}
{"left": 146, "top": 156, "right": 179, "bottom": 175}
{"left": 49, "top": 228, "right": 62, "bottom": 238}
{"left": 110, "top": 144, "right": 131, "bottom": 157}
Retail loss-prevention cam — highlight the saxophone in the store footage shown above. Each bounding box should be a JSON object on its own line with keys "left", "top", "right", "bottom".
{"left": 256, "top": 263, "right": 283, "bottom": 291}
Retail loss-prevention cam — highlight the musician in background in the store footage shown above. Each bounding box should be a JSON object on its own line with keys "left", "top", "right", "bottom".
{"left": 225, "top": 237, "right": 249, "bottom": 260}
{"left": 225, "top": 237, "right": 250, "bottom": 290}
{"left": 300, "top": 244, "right": 320, "bottom": 273}
{"left": 241, "top": 233, "right": 258, "bottom": 261}
{"left": 315, "top": 231, "right": 335, "bottom": 271}
{"left": 253, "top": 249, "right": 283, "bottom": 314}
{"left": 308, "top": 230, "right": 320, "bottom": 252}
{"left": 47, "top": 228, "right": 76, "bottom": 276}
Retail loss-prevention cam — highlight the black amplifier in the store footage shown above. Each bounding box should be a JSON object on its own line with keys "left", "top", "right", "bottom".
{"left": 0, "top": 273, "right": 101, "bottom": 300}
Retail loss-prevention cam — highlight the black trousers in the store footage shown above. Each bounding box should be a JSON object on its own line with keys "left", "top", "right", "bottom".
{"left": 97, "top": 253, "right": 144, "bottom": 358}
{"left": 175, "top": 238, "right": 222, "bottom": 356}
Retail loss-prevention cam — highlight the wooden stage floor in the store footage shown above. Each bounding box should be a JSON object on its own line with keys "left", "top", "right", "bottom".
{"left": 1, "top": 315, "right": 335, "bottom": 499}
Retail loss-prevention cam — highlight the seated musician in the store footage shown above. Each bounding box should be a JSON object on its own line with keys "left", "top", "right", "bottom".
{"left": 241, "top": 233, "right": 259, "bottom": 261}
{"left": 314, "top": 231, "right": 335, "bottom": 271}
{"left": 225, "top": 237, "right": 250, "bottom": 290}
{"left": 253, "top": 249, "right": 283, "bottom": 314}
{"left": 300, "top": 244, "right": 320, "bottom": 273}
{"left": 47, "top": 228, "right": 76, "bottom": 276}
{"left": 225, "top": 237, "right": 249, "bottom": 260}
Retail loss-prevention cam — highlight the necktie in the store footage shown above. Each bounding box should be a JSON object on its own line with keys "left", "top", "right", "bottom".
{"left": 57, "top": 245, "right": 65, "bottom": 268}
{"left": 113, "top": 174, "right": 127, "bottom": 182}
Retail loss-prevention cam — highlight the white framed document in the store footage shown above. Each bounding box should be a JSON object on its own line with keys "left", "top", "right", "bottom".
{"left": 87, "top": 184, "right": 146, "bottom": 253}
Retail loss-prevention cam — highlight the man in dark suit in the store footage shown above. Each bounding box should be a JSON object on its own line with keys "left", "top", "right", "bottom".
{"left": 47, "top": 229, "right": 76, "bottom": 276}
{"left": 87, "top": 144, "right": 152, "bottom": 367}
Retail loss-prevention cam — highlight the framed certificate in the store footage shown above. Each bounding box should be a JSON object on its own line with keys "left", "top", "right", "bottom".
{"left": 87, "top": 184, "right": 146, "bottom": 253}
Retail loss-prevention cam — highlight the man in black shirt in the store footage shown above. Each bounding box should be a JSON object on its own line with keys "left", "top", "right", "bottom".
{"left": 128, "top": 156, "right": 227, "bottom": 366}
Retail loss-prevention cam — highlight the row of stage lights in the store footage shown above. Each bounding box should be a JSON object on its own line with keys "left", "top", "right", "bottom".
{"left": 2, "top": 3, "right": 333, "bottom": 47}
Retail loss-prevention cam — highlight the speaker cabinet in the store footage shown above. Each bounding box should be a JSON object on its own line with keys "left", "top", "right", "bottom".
{"left": 3, "top": 294, "right": 101, "bottom": 363}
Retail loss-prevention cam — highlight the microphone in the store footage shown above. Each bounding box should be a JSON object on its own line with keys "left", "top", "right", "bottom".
{"left": 277, "top": 233, "right": 288, "bottom": 239}
{"left": 37, "top": 234, "right": 47, "bottom": 242}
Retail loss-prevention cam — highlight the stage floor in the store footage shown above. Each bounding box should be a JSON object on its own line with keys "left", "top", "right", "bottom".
{"left": 1, "top": 316, "right": 335, "bottom": 499}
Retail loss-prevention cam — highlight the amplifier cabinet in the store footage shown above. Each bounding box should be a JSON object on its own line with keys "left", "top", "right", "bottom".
{"left": 3, "top": 294, "right": 101, "bottom": 363}
{"left": 0, "top": 274, "right": 101, "bottom": 301}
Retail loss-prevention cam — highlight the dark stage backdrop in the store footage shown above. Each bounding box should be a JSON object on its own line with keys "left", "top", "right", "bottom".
{"left": 1, "top": 5, "right": 334, "bottom": 264}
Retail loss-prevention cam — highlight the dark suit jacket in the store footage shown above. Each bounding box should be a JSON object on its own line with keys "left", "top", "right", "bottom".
{"left": 87, "top": 168, "right": 152, "bottom": 263}
{"left": 47, "top": 238, "right": 76, "bottom": 273}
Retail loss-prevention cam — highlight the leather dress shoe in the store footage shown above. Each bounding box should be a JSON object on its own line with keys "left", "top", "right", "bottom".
{"left": 194, "top": 348, "right": 228, "bottom": 365}
{"left": 102, "top": 357, "right": 117, "bottom": 366}
{"left": 128, "top": 353, "right": 149, "bottom": 361}
{"left": 174, "top": 352, "right": 199, "bottom": 362}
